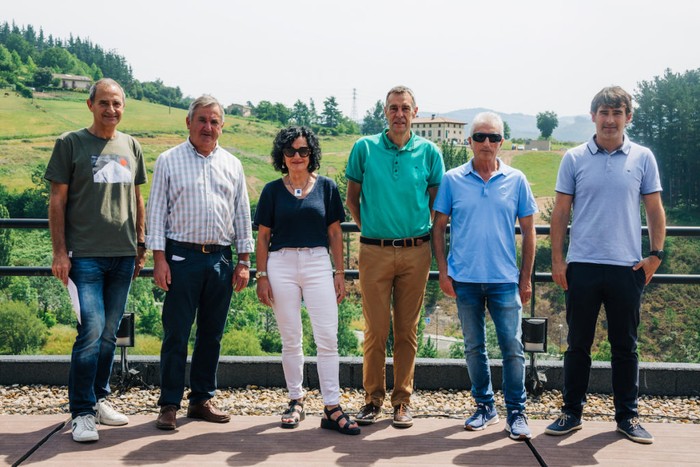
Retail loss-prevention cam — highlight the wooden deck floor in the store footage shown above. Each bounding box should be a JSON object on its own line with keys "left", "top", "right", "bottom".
{"left": 2, "top": 415, "right": 699, "bottom": 466}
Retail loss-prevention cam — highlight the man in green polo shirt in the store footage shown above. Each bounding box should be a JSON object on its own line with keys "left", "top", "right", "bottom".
{"left": 346, "top": 85, "right": 444, "bottom": 428}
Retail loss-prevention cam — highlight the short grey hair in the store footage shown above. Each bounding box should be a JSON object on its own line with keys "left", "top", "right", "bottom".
{"left": 470, "top": 111, "right": 504, "bottom": 137}
{"left": 385, "top": 85, "right": 416, "bottom": 108}
{"left": 188, "top": 95, "right": 225, "bottom": 123}
{"left": 88, "top": 78, "right": 125, "bottom": 103}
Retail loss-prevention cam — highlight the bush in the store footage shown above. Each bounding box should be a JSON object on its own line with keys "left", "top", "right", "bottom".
{"left": 220, "top": 328, "right": 265, "bottom": 356}
{"left": 130, "top": 334, "right": 163, "bottom": 355}
{"left": 0, "top": 301, "right": 48, "bottom": 354}
{"left": 42, "top": 324, "right": 76, "bottom": 355}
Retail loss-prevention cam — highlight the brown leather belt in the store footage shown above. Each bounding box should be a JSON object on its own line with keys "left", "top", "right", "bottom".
{"left": 359, "top": 234, "right": 430, "bottom": 248}
{"left": 167, "top": 239, "right": 230, "bottom": 254}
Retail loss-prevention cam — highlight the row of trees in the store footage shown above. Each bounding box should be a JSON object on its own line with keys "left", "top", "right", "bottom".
{"left": 0, "top": 21, "right": 192, "bottom": 109}
{"left": 245, "top": 97, "right": 362, "bottom": 135}
{"left": 630, "top": 68, "right": 700, "bottom": 210}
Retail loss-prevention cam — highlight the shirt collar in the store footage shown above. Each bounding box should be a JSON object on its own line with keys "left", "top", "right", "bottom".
{"left": 462, "top": 157, "right": 509, "bottom": 178}
{"left": 186, "top": 138, "right": 220, "bottom": 158}
{"left": 381, "top": 129, "right": 416, "bottom": 151}
{"left": 587, "top": 134, "right": 631, "bottom": 156}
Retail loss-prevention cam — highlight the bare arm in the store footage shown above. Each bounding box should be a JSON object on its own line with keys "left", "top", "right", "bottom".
{"left": 133, "top": 185, "right": 146, "bottom": 279}
{"left": 328, "top": 220, "right": 346, "bottom": 304}
{"left": 48, "top": 182, "right": 70, "bottom": 285}
{"left": 255, "top": 225, "right": 273, "bottom": 306}
{"left": 635, "top": 192, "right": 667, "bottom": 284}
{"left": 428, "top": 185, "right": 439, "bottom": 222}
{"left": 550, "top": 192, "right": 573, "bottom": 290}
{"left": 346, "top": 180, "right": 362, "bottom": 231}
{"left": 518, "top": 214, "right": 536, "bottom": 304}
{"left": 431, "top": 212, "right": 455, "bottom": 298}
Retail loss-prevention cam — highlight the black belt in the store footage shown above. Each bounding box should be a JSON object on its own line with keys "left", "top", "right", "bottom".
{"left": 359, "top": 234, "right": 430, "bottom": 247}
{"left": 167, "top": 239, "right": 230, "bottom": 253}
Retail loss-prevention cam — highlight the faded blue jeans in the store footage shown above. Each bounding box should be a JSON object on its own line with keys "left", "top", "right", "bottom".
{"left": 453, "top": 281, "right": 526, "bottom": 413}
{"left": 68, "top": 256, "right": 135, "bottom": 418}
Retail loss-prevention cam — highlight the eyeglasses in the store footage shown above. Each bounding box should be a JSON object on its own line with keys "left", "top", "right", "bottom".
{"left": 471, "top": 133, "right": 503, "bottom": 143}
{"left": 282, "top": 147, "right": 311, "bottom": 158}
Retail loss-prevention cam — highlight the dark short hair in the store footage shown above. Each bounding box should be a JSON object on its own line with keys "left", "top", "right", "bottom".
{"left": 591, "top": 86, "right": 633, "bottom": 115}
{"left": 271, "top": 126, "right": 321, "bottom": 174}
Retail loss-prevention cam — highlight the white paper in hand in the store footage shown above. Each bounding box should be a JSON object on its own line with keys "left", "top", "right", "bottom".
{"left": 67, "top": 279, "right": 81, "bottom": 324}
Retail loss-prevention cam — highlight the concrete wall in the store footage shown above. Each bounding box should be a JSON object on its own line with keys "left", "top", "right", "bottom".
{"left": 1, "top": 355, "right": 699, "bottom": 397}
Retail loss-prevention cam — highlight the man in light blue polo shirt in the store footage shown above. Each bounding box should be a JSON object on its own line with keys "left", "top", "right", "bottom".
{"left": 545, "top": 86, "right": 666, "bottom": 444}
{"left": 432, "top": 111, "right": 537, "bottom": 441}
{"left": 346, "top": 85, "right": 444, "bottom": 428}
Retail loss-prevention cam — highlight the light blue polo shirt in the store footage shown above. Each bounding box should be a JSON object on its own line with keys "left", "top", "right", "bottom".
{"left": 434, "top": 158, "right": 538, "bottom": 283}
{"left": 555, "top": 135, "right": 662, "bottom": 266}
{"left": 346, "top": 130, "right": 444, "bottom": 239}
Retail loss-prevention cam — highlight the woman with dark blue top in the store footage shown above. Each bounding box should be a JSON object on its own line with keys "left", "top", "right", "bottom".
{"left": 254, "top": 126, "right": 359, "bottom": 435}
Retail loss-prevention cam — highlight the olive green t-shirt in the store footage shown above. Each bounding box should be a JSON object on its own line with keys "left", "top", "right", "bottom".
{"left": 45, "top": 128, "right": 147, "bottom": 257}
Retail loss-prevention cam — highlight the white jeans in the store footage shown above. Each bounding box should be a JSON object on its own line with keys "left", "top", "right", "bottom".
{"left": 268, "top": 247, "right": 340, "bottom": 405}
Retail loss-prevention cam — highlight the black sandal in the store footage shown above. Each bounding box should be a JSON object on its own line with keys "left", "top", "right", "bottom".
{"left": 321, "top": 405, "right": 361, "bottom": 435}
{"left": 281, "top": 399, "right": 305, "bottom": 429}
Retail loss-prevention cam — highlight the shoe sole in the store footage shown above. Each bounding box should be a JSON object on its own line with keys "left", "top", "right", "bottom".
{"left": 355, "top": 413, "right": 382, "bottom": 426}
{"left": 97, "top": 418, "right": 129, "bottom": 426}
{"left": 464, "top": 416, "right": 500, "bottom": 431}
{"left": 544, "top": 424, "right": 582, "bottom": 436}
{"left": 72, "top": 432, "right": 99, "bottom": 442}
{"left": 187, "top": 414, "right": 231, "bottom": 423}
{"left": 155, "top": 422, "right": 176, "bottom": 430}
{"left": 392, "top": 420, "right": 413, "bottom": 428}
{"left": 505, "top": 424, "right": 532, "bottom": 441}
{"left": 616, "top": 427, "right": 654, "bottom": 444}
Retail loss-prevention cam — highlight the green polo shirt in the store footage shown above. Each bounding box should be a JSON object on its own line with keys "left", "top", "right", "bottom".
{"left": 346, "top": 130, "right": 444, "bottom": 239}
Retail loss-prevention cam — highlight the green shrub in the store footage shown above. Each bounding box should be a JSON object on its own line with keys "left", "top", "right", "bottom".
{"left": 220, "top": 328, "right": 265, "bottom": 356}
{"left": 130, "top": 334, "right": 163, "bottom": 355}
{"left": 0, "top": 301, "right": 48, "bottom": 354}
{"left": 42, "top": 324, "right": 76, "bottom": 355}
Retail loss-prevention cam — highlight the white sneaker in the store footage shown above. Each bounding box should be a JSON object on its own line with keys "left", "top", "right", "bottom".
{"left": 72, "top": 414, "right": 99, "bottom": 442}
{"left": 94, "top": 398, "right": 129, "bottom": 426}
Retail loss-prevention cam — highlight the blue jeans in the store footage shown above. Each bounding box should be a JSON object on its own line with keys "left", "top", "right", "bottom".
{"left": 158, "top": 242, "right": 234, "bottom": 408}
{"left": 68, "top": 256, "right": 135, "bottom": 417}
{"left": 453, "top": 281, "right": 526, "bottom": 413}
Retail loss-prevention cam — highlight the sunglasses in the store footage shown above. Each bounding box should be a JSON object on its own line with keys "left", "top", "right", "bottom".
{"left": 282, "top": 147, "right": 311, "bottom": 158}
{"left": 472, "top": 133, "right": 503, "bottom": 143}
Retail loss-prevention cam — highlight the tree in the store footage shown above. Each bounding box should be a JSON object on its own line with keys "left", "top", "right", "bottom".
{"left": 630, "top": 68, "right": 700, "bottom": 209}
{"left": 321, "top": 96, "right": 342, "bottom": 128}
{"left": 536, "top": 111, "right": 558, "bottom": 139}
{"left": 503, "top": 120, "right": 511, "bottom": 140}
{"left": 290, "top": 100, "right": 311, "bottom": 126}
{"left": 361, "top": 100, "right": 386, "bottom": 135}
{"left": 32, "top": 67, "right": 53, "bottom": 89}
{"left": 0, "top": 204, "right": 12, "bottom": 289}
{"left": 0, "top": 301, "right": 48, "bottom": 354}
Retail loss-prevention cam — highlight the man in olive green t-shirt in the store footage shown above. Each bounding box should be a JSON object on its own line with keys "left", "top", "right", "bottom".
{"left": 45, "top": 78, "right": 147, "bottom": 443}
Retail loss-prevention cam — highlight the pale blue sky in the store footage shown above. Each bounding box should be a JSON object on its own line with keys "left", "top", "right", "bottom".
{"left": 4, "top": 0, "right": 700, "bottom": 118}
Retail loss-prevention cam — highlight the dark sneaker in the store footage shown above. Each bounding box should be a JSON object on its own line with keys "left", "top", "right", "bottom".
{"left": 355, "top": 403, "right": 382, "bottom": 425}
{"left": 392, "top": 403, "right": 413, "bottom": 428}
{"left": 617, "top": 417, "right": 654, "bottom": 444}
{"left": 545, "top": 413, "right": 583, "bottom": 435}
{"left": 464, "top": 403, "right": 499, "bottom": 431}
{"left": 505, "top": 410, "right": 532, "bottom": 440}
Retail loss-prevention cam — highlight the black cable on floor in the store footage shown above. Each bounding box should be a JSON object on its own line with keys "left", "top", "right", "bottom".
{"left": 524, "top": 439, "right": 548, "bottom": 467}
{"left": 12, "top": 417, "right": 68, "bottom": 467}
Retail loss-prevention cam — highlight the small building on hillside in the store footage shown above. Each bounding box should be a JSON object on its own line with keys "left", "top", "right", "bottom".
{"left": 412, "top": 115, "right": 466, "bottom": 144}
{"left": 53, "top": 74, "right": 92, "bottom": 90}
{"left": 524, "top": 140, "right": 551, "bottom": 151}
{"left": 225, "top": 103, "right": 252, "bottom": 117}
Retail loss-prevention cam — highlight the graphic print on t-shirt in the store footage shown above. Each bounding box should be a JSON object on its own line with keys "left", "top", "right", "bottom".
{"left": 91, "top": 154, "right": 133, "bottom": 183}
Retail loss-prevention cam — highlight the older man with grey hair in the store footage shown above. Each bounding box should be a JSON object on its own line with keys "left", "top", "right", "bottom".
{"left": 147, "top": 95, "right": 254, "bottom": 430}
{"left": 432, "top": 111, "right": 537, "bottom": 440}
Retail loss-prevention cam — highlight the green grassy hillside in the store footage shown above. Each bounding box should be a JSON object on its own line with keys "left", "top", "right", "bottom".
{"left": 0, "top": 92, "right": 356, "bottom": 197}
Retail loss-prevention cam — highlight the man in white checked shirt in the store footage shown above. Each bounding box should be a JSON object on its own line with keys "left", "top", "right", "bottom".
{"left": 146, "top": 95, "right": 254, "bottom": 430}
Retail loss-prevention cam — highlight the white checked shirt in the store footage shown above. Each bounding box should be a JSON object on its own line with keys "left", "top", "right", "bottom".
{"left": 146, "top": 139, "right": 254, "bottom": 253}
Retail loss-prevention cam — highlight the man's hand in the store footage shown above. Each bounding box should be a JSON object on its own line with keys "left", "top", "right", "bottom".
{"left": 52, "top": 252, "right": 71, "bottom": 286}
{"left": 133, "top": 247, "right": 147, "bottom": 280}
{"left": 552, "top": 258, "right": 568, "bottom": 290}
{"left": 438, "top": 274, "right": 456, "bottom": 298}
{"left": 633, "top": 256, "right": 662, "bottom": 285}
{"left": 233, "top": 264, "right": 249, "bottom": 292}
{"left": 153, "top": 251, "right": 171, "bottom": 291}
{"left": 519, "top": 276, "right": 532, "bottom": 304}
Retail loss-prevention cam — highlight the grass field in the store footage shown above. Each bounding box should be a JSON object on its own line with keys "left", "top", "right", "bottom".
{"left": 0, "top": 92, "right": 560, "bottom": 199}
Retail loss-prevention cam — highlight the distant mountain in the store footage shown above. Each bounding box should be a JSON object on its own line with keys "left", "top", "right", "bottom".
{"left": 419, "top": 108, "right": 595, "bottom": 143}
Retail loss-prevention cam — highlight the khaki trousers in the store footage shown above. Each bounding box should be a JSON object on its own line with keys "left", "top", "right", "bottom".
{"left": 359, "top": 241, "right": 431, "bottom": 407}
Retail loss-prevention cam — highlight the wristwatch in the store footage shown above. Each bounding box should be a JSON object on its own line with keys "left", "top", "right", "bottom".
{"left": 238, "top": 260, "right": 251, "bottom": 268}
{"left": 649, "top": 250, "right": 665, "bottom": 261}
{"left": 256, "top": 271, "right": 268, "bottom": 279}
